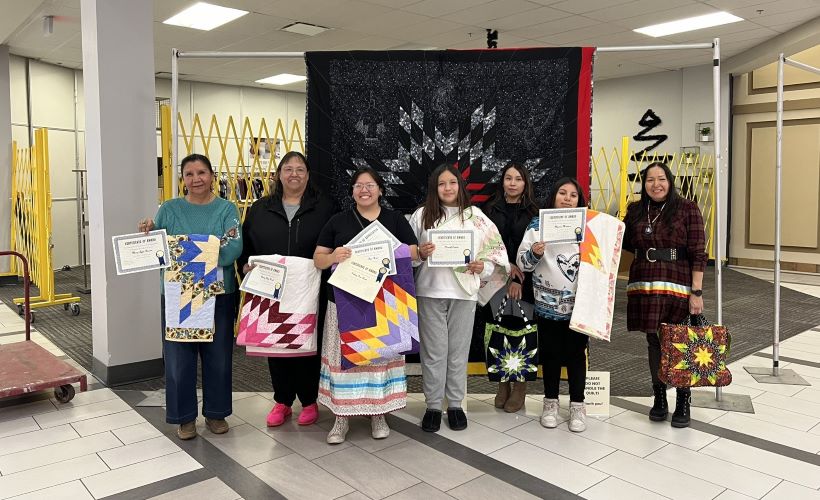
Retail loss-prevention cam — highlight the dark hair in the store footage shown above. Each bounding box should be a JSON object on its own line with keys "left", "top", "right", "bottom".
{"left": 625, "top": 161, "right": 681, "bottom": 228}
{"left": 484, "top": 162, "right": 539, "bottom": 218}
{"left": 349, "top": 166, "right": 386, "bottom": 201}
{"left": 420, "top": 163, "right": 470, "bottom": 230}
{"left": 272, "top": 151, "right": 319, "bottom": 199}
{"left": 546, "top": 177, "right": 587, "bottom": 209}
{"left": 180, "top": 153, "right": 213, "bottom": 174}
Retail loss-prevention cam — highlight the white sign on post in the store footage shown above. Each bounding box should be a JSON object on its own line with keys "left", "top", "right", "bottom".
{"left": 584, "top": 371, "right": 610, "bottom": 417}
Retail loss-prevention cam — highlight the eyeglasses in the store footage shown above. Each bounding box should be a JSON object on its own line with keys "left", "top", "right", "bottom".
{"left": 281, "top": 167, "right": 307, "bottom": 176}
{"left": 353, "top": 182, "right": 378, "bottom": 191}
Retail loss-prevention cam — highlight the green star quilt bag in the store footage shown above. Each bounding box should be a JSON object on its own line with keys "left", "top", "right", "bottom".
{"left": 659, "top": 315, "right": 732, "bottom": 388}
{"left": 484, "top": 295, "right": 538, "bottom": 382}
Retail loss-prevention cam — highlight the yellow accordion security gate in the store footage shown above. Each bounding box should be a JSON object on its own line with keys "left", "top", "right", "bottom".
{"left": 9, "top": 129, "right": 81, "bottom": 321}
{"left": 589, "top": 136, "right": 717, "bottom": 260}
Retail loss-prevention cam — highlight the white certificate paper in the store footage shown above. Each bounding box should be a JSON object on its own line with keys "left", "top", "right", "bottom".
{"left": 427, "top": 229, "right": 476, "bottom": 268}
{"left": 348, "top": 220, "right": 401, "bottom": 250}
{"left": 347, "top": 240, "right": 396, "bottom": 277}
{"left": 539, "top": 208, "right": 587, "bottom": 244}
{"left": 112, "top": 230, "right": 171, "bottom": 275}
{"left": 239, "top": 258, "right": 288, "bottom": 301}
{"left": 328, "top": 254, "right": 387, "bottom": 303}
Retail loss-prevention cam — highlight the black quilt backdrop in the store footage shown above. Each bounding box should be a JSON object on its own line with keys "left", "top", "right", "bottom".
{"left": 305, "top": 48, "right": 594, "bottom": 212}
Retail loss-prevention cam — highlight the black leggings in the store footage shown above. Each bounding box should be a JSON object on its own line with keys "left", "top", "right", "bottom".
{"left": 538, "top": 318, "right": 588, "bottom": 402}
{"left": 268, "top": 355, "right": 321, "bottom": 406}
{"left": 646, "top": 331, "right": 663, "bottom": 386}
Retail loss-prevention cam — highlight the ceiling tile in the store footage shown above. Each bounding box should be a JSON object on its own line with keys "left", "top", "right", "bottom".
{"left": 402, "top": 0, "right": 495, "bottom": 17}
{"left": 484, "top": 6, "right": 572, "bottom": 30}
{"left": 510, "top": 15, "right": 599, "bottom": 39}
{"left": 549, "top": 0, "right": 635, "bottom": 15}
{"left": 440, "top": 0, "right": 544, "bottom": 26}
{"left": 741, "top": 6, "right": 820, "bottom": 27}
{"left": 584, "top": 0, "right": 698, "bottom": 22}
{"left": 613, "top": 4, "right": 722, "bottom": 30}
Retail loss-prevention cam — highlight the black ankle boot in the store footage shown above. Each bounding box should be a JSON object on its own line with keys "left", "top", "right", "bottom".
{"left": 671, "top": 388, "right": 691, "bottom": 428}
{"left": 649, "top": 383, "right": 668, "bottom": 421}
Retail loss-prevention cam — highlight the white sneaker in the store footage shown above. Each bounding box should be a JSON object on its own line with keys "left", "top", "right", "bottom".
{"left": 326, "top": 416, "right": 349, "bottom": 444}
{"left": 540, "top": 398, "right": 559, "bottom": 428}
{"left": 569, "top": 402, "right": 586, "bottom": 432}
{"left": 371, "top": 415, "right": 390, "bottom": 439}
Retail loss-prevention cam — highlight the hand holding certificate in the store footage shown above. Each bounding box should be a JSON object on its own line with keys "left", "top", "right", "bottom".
{"left": 112, "top": 230, "right": 171, "bottom": 275}
{"left": 347, "top": 240, "right": 396, "bottom": 277}
{"left": 539, "top": 208, "right": 587, "bottom": 244}
{"left": 239, "top": 259, "right": 288, "bottom": 301}
{"left": 427, "top": 229, "right": 476, "bottom": 267}
{"left": 328, "top": 254, "right": 387, "bottom": 303}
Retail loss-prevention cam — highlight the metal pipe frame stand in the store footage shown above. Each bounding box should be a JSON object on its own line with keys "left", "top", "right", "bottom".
{"left": 690, "top": 390, "right": 755, "bottom": 413}
{"left": 744, "top": 366, "right": 810, "bottom": 385}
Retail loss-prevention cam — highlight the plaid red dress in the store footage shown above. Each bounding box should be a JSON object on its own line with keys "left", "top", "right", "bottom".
{"left": 624, "top": 198, "right": 707, "bottom": 333}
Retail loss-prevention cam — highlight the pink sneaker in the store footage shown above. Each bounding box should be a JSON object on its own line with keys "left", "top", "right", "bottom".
{"left": 298, "top": 403, "right": 319, "bottom": 426}
{"left": 266, "top": 403, "right": 292, "bottom": 427}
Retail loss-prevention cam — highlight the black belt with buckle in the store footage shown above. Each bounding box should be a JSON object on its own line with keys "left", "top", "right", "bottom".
{"left": 637, "top": 247, "right": 688, "bottom": 262}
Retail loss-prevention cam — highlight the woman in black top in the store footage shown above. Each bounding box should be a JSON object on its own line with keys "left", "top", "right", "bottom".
{"left": 480, "top": 162, "right": 539, "bottom": 412}
{"left": 238, "top": 151, "right": 335, "bottom": 428}
{"left": 314, "top": 166, "right": 418, "bottom": 445}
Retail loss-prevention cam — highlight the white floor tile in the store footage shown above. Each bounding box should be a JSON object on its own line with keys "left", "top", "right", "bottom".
{"left": 792, "top": 386, "right": 820, "bottom": 405}
{"left": 622, "top": 394, "right": 728, "bottom": 423}
{"left": 384, "top": 482, "right": 454, "bottom": 500}
{"left": 607, "top": 410, "right": 718, "bottom": 451}
{"left": 780, "top": 340, "right": 820, "bottom": 354}
{"left": 374, "top": 440, "right": 482, "bottom": 491}
{"left": 0, "top": 454, "right": 108, "bottom": 500}
{"left": 229, "top": 395, "right": 275, "bottom": 429}
{"left": 230, "top": 392, "right": 257, "bottom": 401}
{"left": 111, "top": 422, "right": 164, "bottom": 445}
{"left": 313, "top": 446, "right": 420, "bottom": 499}
{"left": 265, "top": 419, "right": 351, "bottom": 460}
{"left": 506, "top": 420, "right": 616, "bottom": 465}
{"left": 580, "top": 476, "right": 669, "bottom": 500}
{"left": 204, "top": 423, "right": 293, "bottom": 467}
{"left": 762, "top": 481, "right": 820, "bottom": 499}
{"left": 147, "top": 477, "right": 240, "bottom": 500}
{"left": 70, "top": 409, "right": 146, "bottom": 436}
{"left": 0, "top": 432, "right": 121, "bottom": 475}
{"left": 447, "top": 474, "right": 541, "bottom": 500}
{"left": 34, "top": 399, "right": 131, "bottom": 429}
{"left": 0, "top": 424, "right": 80, "bottom": 457}
{"left": 591, "top": 450, "right": 724, "bottom": 500}
{"left": 461, "top": 398, "right": 532, "bottom": 432}
{"left": 519, "top": 395, "right": 570, "bottom": 423}
{"left": 0, "top": 417, "right": 38, "bottom": 440}
{"left": 0, "top": 400, "right": 57, "bottom": 423}
{"left": 98, "top": 435, "right": 181, "bottom": 469}
{"left": 6, "top": 479, "right": 94, "bottom": 500}
{"left": 739, "top": 399, "right": 820, "bottom": 432}
{"left": 50, "top": 388, "right": 117, "bottom": 409}
{"left": 391, "top": 399, "right": 428, "bottom": 426}
{"left": 646, "top": 443, "right": 781, "bottom": 498}
{"left": 81, "top": 451, "right": 200, "bottom": 498}
{"left": 709, "top": 412, "right": 820, "bottom": 453}
{"left": 489, "top": 441, "right": 608, "bottom": 494}
{"left": 250, "top": 453, "right": 355, "bottom": 500}
{"left": 569, "top": 412, "right": 667, "bottom": 458}
{"left": 712, "top": 490, "right": 756, "bottom": 500}
{"left": 435, "top": 419, "right": 519, "bottom": 455}
{"left": 754, "top": 391, "right": 820, "bottom": 419}
{"left": 700, "top": 438, "right": 820, "bottom": 489}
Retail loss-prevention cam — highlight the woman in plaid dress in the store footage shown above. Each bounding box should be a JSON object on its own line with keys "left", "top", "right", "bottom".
{"left": 623, "top": 161, "right": 707, "bottom": 428}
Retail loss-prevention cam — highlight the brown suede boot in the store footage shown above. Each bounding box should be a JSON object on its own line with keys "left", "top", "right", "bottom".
{"left": 494, "top": 382, "right": 511, "bottom": 409}
{"left": 503, "top": 381, "right": 527, "bottom": 413}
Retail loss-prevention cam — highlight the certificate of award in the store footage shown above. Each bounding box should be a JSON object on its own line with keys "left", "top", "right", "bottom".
{"left": 112, "top": 230, "right": 172, "bottom": 275}
{"left": 347, "top": 240, "right": 396, "bottom": 277}
{"left": 539, "top": 208, "right": 587, "bottom": 244}
{"left": 348, "top": 220, "right": 401, "bottom": 250}
{"left": 427, "top": 229, "right": 476, "bottom": 267}
{"left": 328, "top": 254, "right": 387, "bottom": 303}
{"left": 239, "top": 258, "right": 288, "bottom": 301}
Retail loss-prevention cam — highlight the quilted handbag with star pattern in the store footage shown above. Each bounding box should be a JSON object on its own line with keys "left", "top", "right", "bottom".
{"left": 658, "top": 315, "right": 732, "bottom": 388}
{"left": 484, "top": 295, "right": 538, "bottom": 382}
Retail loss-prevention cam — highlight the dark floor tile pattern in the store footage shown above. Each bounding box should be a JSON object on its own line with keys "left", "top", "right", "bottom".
{"left": 5, "top": 265, "right": 819, "bottom": 396}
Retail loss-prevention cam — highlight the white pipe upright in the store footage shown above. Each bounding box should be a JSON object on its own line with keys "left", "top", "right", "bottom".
{"left": 712, "top": 38, "right": 724, "bottom": 400}
{"left": 773, "top": 53, "right": 785, "bottom": 377}
{"left": 171, "top": 48, "right": 179, "bottom": 199}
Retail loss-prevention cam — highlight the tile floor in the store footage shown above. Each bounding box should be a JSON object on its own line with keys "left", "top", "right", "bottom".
{"left": 1, "top": 270, "right": 820, "bottom": 499}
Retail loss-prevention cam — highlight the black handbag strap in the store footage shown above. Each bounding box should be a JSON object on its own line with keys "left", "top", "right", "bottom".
{"left": 683, "top": 314, "right": 710, "bottom": 327}
{"left": 495, "top": 295, "right": 533, "bottom": 325}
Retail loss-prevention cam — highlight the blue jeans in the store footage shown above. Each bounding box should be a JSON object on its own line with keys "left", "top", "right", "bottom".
{"left": 161, "top": 292, "right": 237, "bottom": 424}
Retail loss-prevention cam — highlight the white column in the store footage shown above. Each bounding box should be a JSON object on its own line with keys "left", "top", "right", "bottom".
{"left": 0, "top": 46, "right": 11, "bottom": 273}
{"left": 81, "top": 0, "right": 162, "bottom": 384}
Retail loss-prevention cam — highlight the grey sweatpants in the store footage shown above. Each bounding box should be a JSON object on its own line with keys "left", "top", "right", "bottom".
{"left": 417, "top": 297, "right": 477, "bottom": 410}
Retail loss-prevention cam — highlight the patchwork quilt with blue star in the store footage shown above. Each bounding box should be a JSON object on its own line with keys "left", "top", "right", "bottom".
{"left": 164, "top": 234, "right": 224, "bottom": 342}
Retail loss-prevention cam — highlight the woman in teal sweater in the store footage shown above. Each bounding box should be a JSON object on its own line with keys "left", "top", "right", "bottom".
{"left": 139, "top": 154, "right": 242, "bottom": 440}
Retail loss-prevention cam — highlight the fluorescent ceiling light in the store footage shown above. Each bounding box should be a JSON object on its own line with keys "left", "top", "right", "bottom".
{"left": 634, "top": 12, "right": 743, "bottom": 37}
{"left": 282, "top": 22, "right": 329, "bottom": 36}
{"left": 256, "top": 74, "right": 307, "bottom": 86}
{"left": 163, "top": 2, "right": 248, "bottom": 31}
